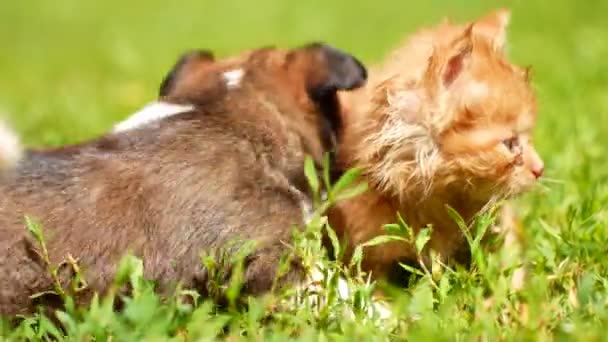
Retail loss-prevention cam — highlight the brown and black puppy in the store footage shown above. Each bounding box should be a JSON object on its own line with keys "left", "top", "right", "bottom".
{"left": 0, "top": 43, "right": 367, "bottom": 316}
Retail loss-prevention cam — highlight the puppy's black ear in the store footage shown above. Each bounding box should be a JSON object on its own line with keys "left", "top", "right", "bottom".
{"left": 159, "top": 49, "right": 215, "bottom": 97}
{"left": 291, "top": 42, "right": 368, "bottom": 99}
{"left": 285, "top": 43, "right": 367, "bottom": 175}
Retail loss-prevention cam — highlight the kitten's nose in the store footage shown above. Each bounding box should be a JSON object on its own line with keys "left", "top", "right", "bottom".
{"left": 529, "top": 149, "right": 544, "bottom": 179}
{"left": 531, "top": 165, "right": 544, "bottom": 179}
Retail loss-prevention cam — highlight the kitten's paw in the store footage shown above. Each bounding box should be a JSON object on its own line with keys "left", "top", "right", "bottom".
{"left": 296, "top": 262, "right": 396, "bottom": 322}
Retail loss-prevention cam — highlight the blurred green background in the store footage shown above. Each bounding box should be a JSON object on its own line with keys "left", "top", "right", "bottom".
{"left": 1, "top": 0, "right": 608, "bottom": 201}
{"left": 0, "top": 0, "right": 605, "bottom": 147}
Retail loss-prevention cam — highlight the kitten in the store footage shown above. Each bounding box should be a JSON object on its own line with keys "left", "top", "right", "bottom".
{"left": 330, "top": 9, "right": 544, "bottom": 280}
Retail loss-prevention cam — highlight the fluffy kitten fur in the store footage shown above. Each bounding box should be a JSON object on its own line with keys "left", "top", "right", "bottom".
{"left": 331, "top": 9, "right": 544, "bottom": 278}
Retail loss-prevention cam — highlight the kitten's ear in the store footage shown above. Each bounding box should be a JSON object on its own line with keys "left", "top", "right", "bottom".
{"left": 471, "top": 8, "right": 511, "bottom": 52}
{"left": 432, "top": 25, "right": 474, "bottom": 89}
{"left": 442, "top": 42, "right": 472, "bottom": 87}
{"left": 426, "top": 9, "right": 510, "bottom": 92}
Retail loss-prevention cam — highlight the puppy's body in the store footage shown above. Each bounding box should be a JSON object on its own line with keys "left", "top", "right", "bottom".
{"left": 0, "top": 44, "right": 367, "bottom": 316}
{"left": 330, "top": 10, "right": 543, "bottom": 279}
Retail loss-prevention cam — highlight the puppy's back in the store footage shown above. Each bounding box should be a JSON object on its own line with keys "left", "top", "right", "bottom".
{"left": 0, "top": 43, "right": 367, "bottom": 316}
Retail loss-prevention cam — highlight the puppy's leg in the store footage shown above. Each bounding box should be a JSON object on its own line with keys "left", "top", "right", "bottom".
{"left": 241, "top": 244, "right": 306, "bottom": 295}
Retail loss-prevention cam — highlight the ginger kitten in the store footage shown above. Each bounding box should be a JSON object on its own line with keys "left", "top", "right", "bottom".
{"left": 331, "top": 9, "right": 544, "bottom": 279}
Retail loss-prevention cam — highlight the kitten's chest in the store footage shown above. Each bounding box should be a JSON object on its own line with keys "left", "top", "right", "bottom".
{"left": 334, "top": 190, "right": 476, "bottom": 266}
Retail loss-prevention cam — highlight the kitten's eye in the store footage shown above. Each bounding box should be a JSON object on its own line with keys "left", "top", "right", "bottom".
{"left": 502, "top": 136, "right": 519, "bottom": 151}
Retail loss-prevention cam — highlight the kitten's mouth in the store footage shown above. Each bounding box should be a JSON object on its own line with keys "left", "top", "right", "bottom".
{"left": 502, "top": 177, "right": 539, "bottom": 198}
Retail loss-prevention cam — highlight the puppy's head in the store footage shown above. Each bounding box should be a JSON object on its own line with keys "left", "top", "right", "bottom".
{"left": 159, "top": 43, "right": 367, "bottom": 164}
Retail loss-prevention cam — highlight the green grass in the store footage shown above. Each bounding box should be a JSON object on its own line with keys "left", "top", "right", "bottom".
{"left": 2, "top": 0, "right": 608, "bottom": 340}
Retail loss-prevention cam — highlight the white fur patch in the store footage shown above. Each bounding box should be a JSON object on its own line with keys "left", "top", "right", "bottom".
{"left": 387, "top": 90, "right": 421, "bottom": 122}
{"left": 376, "top": 96, "right": 440, "bottom": 196}
{"left": 0, "top": 120, "right": 21, "bottom": 169}
{"left": 518, "top": 111, "right": 534, "bottom": 131}
{"left": 301, "top": 196, "right": 315, "bottom": 225}
{"left": 112, "top": 102, "right": 194, "bottom": 133}
{"left": 223, "top": 69, "right": 245, "bottom": 89}
{"left": 468, "top": 81, "right": 489, "bottom": 98}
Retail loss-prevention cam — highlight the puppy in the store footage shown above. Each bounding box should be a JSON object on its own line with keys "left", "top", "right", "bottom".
{"left": 0, "top": 43, "right": 367, "bottom": 316}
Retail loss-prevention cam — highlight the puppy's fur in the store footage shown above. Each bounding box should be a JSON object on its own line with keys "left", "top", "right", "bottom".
{"left": 0, "top": 43, "right": 367, "bottom": 316}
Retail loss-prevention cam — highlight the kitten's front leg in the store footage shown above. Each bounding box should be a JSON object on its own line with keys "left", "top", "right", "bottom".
{"left": 493, "top": 202, "right": 523, "bottom": 247}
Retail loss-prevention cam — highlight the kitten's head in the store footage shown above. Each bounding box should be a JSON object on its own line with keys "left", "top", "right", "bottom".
{"left": 360, "top": 9, "right": 543, "bottom": 201}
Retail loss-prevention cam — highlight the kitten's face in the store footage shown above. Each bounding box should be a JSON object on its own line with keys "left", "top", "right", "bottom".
{"left": 352, "top": 10, "right": 543, "bottom": 202}
{"left": 432, "top": 10, "right": 543, "bottom": 199}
